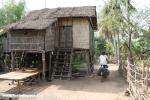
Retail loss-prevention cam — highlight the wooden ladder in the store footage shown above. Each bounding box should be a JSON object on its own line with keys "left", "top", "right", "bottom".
{"left": 52, "top": 49, "right": 73, "bottom": 80}
{"left": 14, "top": 51, "right": 25, "bottom": 69}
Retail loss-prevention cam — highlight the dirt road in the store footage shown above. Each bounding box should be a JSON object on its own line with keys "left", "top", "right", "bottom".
{"left": 0, "top": 64, "right": 130, "bottom": 100}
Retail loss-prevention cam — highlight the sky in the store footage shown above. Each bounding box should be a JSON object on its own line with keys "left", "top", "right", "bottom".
{"left": 0, "top": 0, "right": 150, "bottom": 12}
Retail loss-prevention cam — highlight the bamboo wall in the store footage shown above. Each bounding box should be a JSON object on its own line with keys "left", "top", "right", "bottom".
{"left": 7, "top": 18, "right": 95, "bottom": 52}
{"left": 55, "top": 18, "right": 73, "bottom": 48}
{"left": 57, "top": 18, "right": 91, "bottom": 49}
{"left": 73, "top": 18, "right": 90, "bottom": 49}
{"left": 9, "top": 30, "right": 45, "bottom": 51}
{"left": 1, "top": 36, "right": 10, "bottom": 52}
{"left": 45, "top": 24, "right": 55, "bottom": 51}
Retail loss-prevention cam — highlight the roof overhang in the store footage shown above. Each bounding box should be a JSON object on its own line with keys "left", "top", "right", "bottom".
{"left": 5, "top": 18, "right": 57, "bottom": 30}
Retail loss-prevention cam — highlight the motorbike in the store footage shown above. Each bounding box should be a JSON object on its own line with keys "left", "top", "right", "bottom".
{"left": 97, "top": 65, "right": 109, "bottom": 82}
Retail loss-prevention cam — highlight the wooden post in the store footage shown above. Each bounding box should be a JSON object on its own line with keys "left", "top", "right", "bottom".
{"left": 48, "top": 52, "right": 52, "bottom": 80}
{"left": 127, "top": 58, "right": 131, "bottom": 91}
{"left": 11, "top": 51, "right": 14, "bottom": 71}
{"left": 85, "top": 51, "right": 90, "bottom": 75}
{"left": 4, "top": 54, "right": 8, "bottom": 72}
{"left": 134, "top": 64, "right": 137, "bottom": 98}
{"left": 142, "top": 61, "right": 144, "bottom": 87}
{"left": 42, "top": 52, "right": 46, "bottom": 81}
{"left": 69, "top": 49, "right": 73, "bottom": 80}
{"left": 146, "top": 64, "right": 148, "bottom": 91}
{"left": 17, "top": 80, "right": 21, "bottom": 94}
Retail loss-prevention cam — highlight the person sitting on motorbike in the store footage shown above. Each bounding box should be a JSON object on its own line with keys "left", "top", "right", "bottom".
{"left": 98, "top": 51, "right": 108, "bottom": 76}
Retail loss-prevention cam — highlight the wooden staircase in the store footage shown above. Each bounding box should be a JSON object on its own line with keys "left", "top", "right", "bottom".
{"left": 13, "top": 52, "right": 25, "bottom": 69}
{"left": 51, "top": 49, "right": 73, "bottom": 80}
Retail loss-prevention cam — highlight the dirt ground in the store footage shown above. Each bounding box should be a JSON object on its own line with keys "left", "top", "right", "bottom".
{"left": 0, "top": 64, "right": 130, "bottom": 100}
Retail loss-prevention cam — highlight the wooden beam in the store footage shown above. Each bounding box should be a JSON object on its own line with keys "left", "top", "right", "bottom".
{"left": 42, "top": 52, "right": 46, "bottom": 81}
{"left": 89, "top": 17, "right": 94, "bottom": 28}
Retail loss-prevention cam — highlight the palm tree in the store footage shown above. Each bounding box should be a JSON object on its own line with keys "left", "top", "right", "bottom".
{"left": 99, "top": 0, "right": 125, "bottom": 65}
{"left": 98, "top": 0, "right": 136, "bottom": 64}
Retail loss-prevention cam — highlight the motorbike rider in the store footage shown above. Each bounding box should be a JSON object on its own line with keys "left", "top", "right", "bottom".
{"left": 98, "top": 51, "right": 109, "bottom": 76}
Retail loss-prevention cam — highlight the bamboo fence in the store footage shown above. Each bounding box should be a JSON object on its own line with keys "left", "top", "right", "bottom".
{"left": 127, "top": 59, "right": 150, "bottom": 100}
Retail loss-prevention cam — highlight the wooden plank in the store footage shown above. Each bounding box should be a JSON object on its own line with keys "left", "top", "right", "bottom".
{"left": 0, "top": 71, "right": 40, "bottom": 80}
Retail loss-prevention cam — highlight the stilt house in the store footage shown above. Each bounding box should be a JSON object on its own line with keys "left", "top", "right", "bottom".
{"left": 4, "top": 6, "right": 97, "bottom": 80}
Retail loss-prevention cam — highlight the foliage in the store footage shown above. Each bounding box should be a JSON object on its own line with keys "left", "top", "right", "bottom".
{"left": 133, "top": 7, "right": 150, "bottom": 30}
{"left": 98, "top": 0, "right": 136, "bottom": 36}
{"left": 99, "top": 0, "right": 124, "bottom": 35}
{"left": 131, "top": 40, "right": 142, "bottom": 58}
{"left": 95, "top": 37, "right": 113, "bottom": 57}
{"left": 140, "top": 31, "right": 150, "bottom": 55}
{"left": 105, "top": 41, "right": 113, "bottom": 55}
{"left": 72, "top": 54, "right": 86, "bottom": 70}
{"left": 95, "top": 37, "right": 106, "bottom": 56}
{"left": 131, "top": 7, "right": 150, "bottom": 58}
{"left": 0, "top": 0, "right": 26, "bottom": 27}
{"left": 98, "top": 0, "right": 139, "bottom": 65}
{"left": 0, "top": 0, "right": 26, "bottom": 71}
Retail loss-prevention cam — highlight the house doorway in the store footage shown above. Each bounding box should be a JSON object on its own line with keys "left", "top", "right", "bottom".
{"left": 59, "top": 26, "right": 73, "bottom": 48}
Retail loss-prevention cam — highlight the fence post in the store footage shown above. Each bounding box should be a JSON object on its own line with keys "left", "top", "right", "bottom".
{"left": 127, "top": 58, "right": 131, "bottom": 92}
{"left": 134, "top": 63, "right": 137, "bottom": 99}
{"left": 146, "top": 63, "right": 148, "bottom": 91}
{"left": 142, "top": 61, "right": 144, "bottom": 87}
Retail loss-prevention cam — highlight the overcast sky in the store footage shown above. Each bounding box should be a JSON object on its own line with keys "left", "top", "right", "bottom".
{"left": 0, "top": 0, "right": 150, "bottom": 12}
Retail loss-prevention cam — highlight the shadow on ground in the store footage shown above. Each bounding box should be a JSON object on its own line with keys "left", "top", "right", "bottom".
{"left": 48, "top": 69, "right": 127, "bottom": 94}
{"left": 3, "top": 82, "right": 50, "bottom": 95}
{"left": 0, "top": 64, "right": 128, "bottom": 100}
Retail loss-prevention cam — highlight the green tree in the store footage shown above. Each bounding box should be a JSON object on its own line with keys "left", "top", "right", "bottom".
{"left": 133, "top": 7, "right": 150, "bottom": 30}
{"left": 131, "top": 7, "right": 150, "bottom": 59}
{"left": 95, "top": 37, "right": 106, "bottom": 56}
{"left": 98, "top": 0, "right": 137, "bottom": 64}
{"left": 99, "top": 0, "right": 124, "bottom": 64}
{"left": 0, "top": 0, "right": 25, "bottom": 72}
{"left": 0, "top": 0, "right": 26, "bottom": 27}
{"left": 95, "top": 37, "right": 113, "bottom": 57}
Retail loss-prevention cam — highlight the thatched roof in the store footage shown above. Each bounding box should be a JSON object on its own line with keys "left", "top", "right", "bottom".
{"left": 6, "top": 19, "right": 57, "bottom": 30}
{"left": 5, "top": 6, "right": 97, "bottom": 30}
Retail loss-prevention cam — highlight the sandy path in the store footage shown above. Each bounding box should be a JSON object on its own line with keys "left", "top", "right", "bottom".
{"left": 0, "top": 64, "right": 130, "bottom": 100}
{"left": 37, "top": 64, "right": 130, "bottom": 100}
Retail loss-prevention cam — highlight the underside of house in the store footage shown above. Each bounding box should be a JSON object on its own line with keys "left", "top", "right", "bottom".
{"left": 2, "top": 6, "right": 97, "bottom": 81}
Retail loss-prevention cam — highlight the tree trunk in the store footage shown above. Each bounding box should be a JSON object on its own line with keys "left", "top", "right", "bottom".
{"left": 117, "top": 33, "right": 120, "bottom": 65}
{"left": 126, "top": 0, "right": 134, "bottom": 64}
{"left": 113, "top": 34, "right": 117, "bottom": 63}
